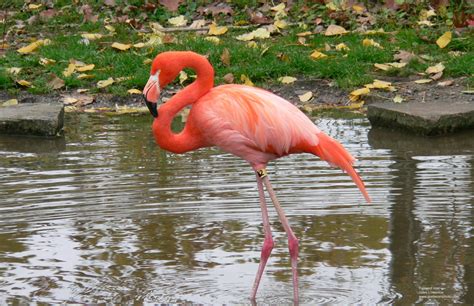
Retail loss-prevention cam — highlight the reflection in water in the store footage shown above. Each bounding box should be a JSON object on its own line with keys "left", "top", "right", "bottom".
{"left": 0, "top": 114, "right": 472, "bottom": 304}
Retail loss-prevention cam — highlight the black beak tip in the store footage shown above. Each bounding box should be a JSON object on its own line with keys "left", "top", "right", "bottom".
{"left": 143, "top": 95, "right": 158, "bottom": 118}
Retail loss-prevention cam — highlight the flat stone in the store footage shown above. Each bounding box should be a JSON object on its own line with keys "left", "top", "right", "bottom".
{"left": 0, "top": 103, "right": 64, "bottom": 137}
{"left": 367, "top": 101, "right": 474, "bottom": 136}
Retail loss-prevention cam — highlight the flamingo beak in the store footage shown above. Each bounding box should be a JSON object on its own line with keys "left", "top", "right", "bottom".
{"left": 143, "top": 72, "right": 160, "bottom": 118}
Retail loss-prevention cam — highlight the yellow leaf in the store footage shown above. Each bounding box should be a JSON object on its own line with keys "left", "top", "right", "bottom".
{"left": 189, "top": 19, "right": 206, "bottom": 29}
{"left": 371, "top": 80, "right": 392, "bottom": 89}
{"left": 179, "top": 71, "right": 188, "bottom": 84}
{"left": 310, "top": 50, "right": 328, "bottom": 60}
{"left": 105, "top": 25, "right": 116, "bottom": 33}
{"left": 39, "top": 58, "right": 56, "bottom": 66}
{"left": 97, "top": 77, "right": 115, "bottom": 88}
{"left": 127, "top": 89, "right": 142, "bottom": 94}
{"left": 1, "top": 99, "right": 18, "bottom": 107}
{"left": 417, "top": 20, "right": 434, "bottom": 27}
{"left": 111, "top": 42, "right": 132, "bottom": 51}
{"left": 77, "top": 74, "right": 94, "bottom": 80}
{"left": 389, "top": 62, "right": 407, "bottom": 68}
{"left": 168, "top": 15, "right": 187, "bottom": 27}
{"left": 76, "top": 64, "right": 95, "bottom": 72}
{"left": 271, "top": 3, "right": 287, "bottom": 19}
{"left": 374, "top": 63, "right": 391, "bottom": 71}
{"left": 335, "top": 43, "right": 350, "bottom": 51}
{"left": 133, "top": 42, "right": 146, "bottom": 48}
{"left": 278, "top": 76, "right": 297, "bottom": 84}
{"left": 298, "top": 91, "right": 313, "bottom": 102}
{"left": 81, "top": 33, "right": 103, "bottom": 40}
{"left": 7, "top": 67, "right": 22, "bottom": 75}
{"left": 17, "top": 80, "right": 32, "bottom": 87}
{"left": 350, "top": 87, "right": 370, "bottom": 97}
{"left": 204, "top": 36, "right": 220, "bottom": 44}
{"left": 236, "top": 28, "right": 271, "bottom": 41}
{"left": 352, "top": 4, "right": 365, "bottom": 13}
{"left": 274, "top": 19, "right": 287, "bottom": 29}
{"left": 17, "top": 39, "right": 51, "bottom": 54}
{"left": 364, "top": 28, "right": 386, "bottom": 35}
{"left": 63, "top": 63, "right": 76, "bottom": 77}
{"left": 297, "top": 31, "right": 312, "bottom": 37}
{"left": 144, "top": 35, "right": 163, "bottom": 46}
{"left": 393, "top": 95, "right": 404, "bottom": 103}
{"left": 362, "top": 38, "right": 382, "bottom": 49}
{"left": 414, "top": 79, "right": 433, "bottom": 84}
{"left": 436, "top": 31, "right": 451, "bottom": 49}
{"left": 208, "top": 23, "right": 228, "bottom": 36}
{"left": 28, "top": 3, "right": 42, "bottom": 10}
{"left": 63, "top": 97, "right": 79, "bottom": 105}
{"left": 240, "top": 74, "right": 254, "bottom": 86}
{"left": 246, "top": 41, "right": 258, "bottom": 48}
{"left": 325, "top": 25, "right": 348, "bottom": 36}
{"left": 425, "top": 63, "right": 445, "bottom": 74}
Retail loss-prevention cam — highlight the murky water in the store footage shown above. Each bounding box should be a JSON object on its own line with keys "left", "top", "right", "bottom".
{"left": 0, "top": 113, "right": 473, "bottom": 304}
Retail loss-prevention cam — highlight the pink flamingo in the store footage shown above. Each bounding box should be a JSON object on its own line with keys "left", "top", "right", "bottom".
{"left": 143, "top": 51, "right": 371, "bottom": 302}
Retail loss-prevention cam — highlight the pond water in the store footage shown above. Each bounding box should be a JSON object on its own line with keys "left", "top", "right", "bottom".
{"left": 0, "top": 113, "right": 473, "bottom": 304}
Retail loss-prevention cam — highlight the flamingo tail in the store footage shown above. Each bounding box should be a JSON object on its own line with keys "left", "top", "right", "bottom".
{"left": 311, "top": 133, "right": 371, "bottom": 203}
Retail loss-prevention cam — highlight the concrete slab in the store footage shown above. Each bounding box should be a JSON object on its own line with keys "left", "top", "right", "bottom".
{"left": 0, "top": 103, "right": 64, "bottom": 137}
{"left": 367, "top": 101, "right": 474, "bottom": 136}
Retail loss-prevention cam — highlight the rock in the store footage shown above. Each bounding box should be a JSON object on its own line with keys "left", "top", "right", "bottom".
{"left": 367, "top": 101, "right": 474, "bottom": 136}
{"left": 0, "top": 103, "right": 64, "bottom": 136}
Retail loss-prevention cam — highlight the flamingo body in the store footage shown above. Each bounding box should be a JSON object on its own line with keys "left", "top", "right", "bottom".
{"left": 143, "top": 51, "right": 371, "bottom": 302}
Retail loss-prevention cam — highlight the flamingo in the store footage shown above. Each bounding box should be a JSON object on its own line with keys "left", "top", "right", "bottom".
{"left": 143, "top": 51, "right": 371, "bottom": 303}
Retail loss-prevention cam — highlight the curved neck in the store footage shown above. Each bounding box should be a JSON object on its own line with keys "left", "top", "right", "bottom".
{"left": 153, "top": 53, "right": 214, "bottom": 153}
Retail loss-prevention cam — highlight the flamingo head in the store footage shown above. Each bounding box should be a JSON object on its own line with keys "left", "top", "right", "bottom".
{"left": 143, "top": 52, "right": 182, "bottom": 118}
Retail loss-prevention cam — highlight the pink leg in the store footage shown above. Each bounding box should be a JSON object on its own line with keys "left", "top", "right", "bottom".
{"left": 250, "top": 172, "right": 274, "bottom": 300}
{"left": 262, "top": 174, "right": 299, "bottom": 304}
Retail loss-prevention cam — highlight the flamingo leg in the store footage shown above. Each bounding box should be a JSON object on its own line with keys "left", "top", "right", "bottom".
{"left": 250, "top": 172, "right": 274, "bottom": 300}
{"left": 261, "top": 171, "right": 299, "bottom": 303}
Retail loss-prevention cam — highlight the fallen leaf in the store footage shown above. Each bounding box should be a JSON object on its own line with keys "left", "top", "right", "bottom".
{"left": 104, "top": 0, "right": 116, "bottom": 6}
{"left": 278, "top": 76, "right": 297, "bottom": 84}
{"left": 28, "top": 3, "right": 42, "bottom": 10}
{"left": 6, "top": 67, "right": 22, "bottom": 75}
{"left": 77, "top": 74, "right": 94, "bottom": 79}
{"left": 394, "top": 50, "right": 416, "bottom": 63}
{"left": 221, "top": 48, "right": 230, "bottom": 66}
{"left": 189, "top": 19, "right": 206, "bottom": 29}
{"left": 17, "top": 80, "right": 32, "bottom": 87}
{"left": 240, "top": 74, "right": 254, "bottom": 86}
{"left": 223, "top": 73, "right": 234, "bottom": 83}
{"left": 236, "top": 27, "right": 271, "bottom": 41}
{"left": 168, "top": 15, "right": 187, "bottom": 27}
{"left": 365, "top": 79, "right": 392, "bottom": 89}
{"left": 133, "top": 42, "right": 146, "bottom": 48}
{"left": 335, "top": 43, "right": 350, "bottom": 51}
{"left": 374, "top": 63, "right": 391, "bottom": 71}
{"left": 271, "top": 3, "right": 287, "bottom": 19}
{"left": 437, "top": 80, "right": 454, "bottom": 87}
{"left": 97, "top": 77, "right": 115, "bottom": 88}
{"left": 159, "top": 0, "right": 184, "bottom": 12}
{"left": 63, "top": 63, "right": 76, "bottom": 77}
{"left": 179, "top": 71, "right": 188, "bottom": 84}
{"left": 389, "top": 62, "right": 407, "bottom": 68}
{"left": 325, "top": 25, "right": 348, "bottom": 36}
{"left": 39, "top": 58, "right": 56, "bottom": 66}
{"left": 204, "top": 37, "right": 220, "bottom": 44}
{"left": 76, "top": 64, "right": 95, "bottom": 72}
{"left": 425, "top": 62, "right": 445, "bottom": 74}
{"left": 246, "top": 41, "right": 258, "bottom": 48}
{"left": 127, "top": 89, "right": 142, "bottom": 94}
{"left": 17, "top": 39, "right": 51, "bottom": 54}
{"left": 298, "top": 91, "right": 313, "bottom": 102}
{"left": 414, "top": 79, "right": 433, "bottom": 84}
{"left": 310, "top": 50, "right": 328, "bottom": 60}
{"left": 297, "top": 31, "right": 313, "bottom": 37}
{"left": 362, "top": 38, "right": 382, "bottom": 49}
{"left": 350, "top": 87, "right": 370, "bottom": 97}
{"left": 352, "top": 4, "right": 365, "bottom": 14}
{"left": 62, "top": 94, "right": 94, "bottom": 106}
{"left": 111, "top": 42, "right": 132, "bottom": 51}
{"left": 47, "top": 74, "right": 65, "bottom": 90}
{"left": 417, "top": 20, "right": 434, "bottom": 27}
{"left": 62, "top": 97, "right": 78, "bottom": 104}
{"left": 393, "top": 95, "right": 404, "bottom": 103}
{"left": 430, "top": 71, "right": 443, "bottom": 80}
{"left": 208, "top": 23, "right": 228, "bottom": 36}
{"left": 436, "top": 31, "right": 451, "bottom": 48}
{"left": 105, "top": 25, "right": 116, "bottom": 33}
{"left": 81, "top": 33, "right": 103, "bottom": 40}
{"left": 274, "top": 19, "right": 287, "bottom": 29}
{"left": 1, "top": 99, "right": 18, "bottom": 107}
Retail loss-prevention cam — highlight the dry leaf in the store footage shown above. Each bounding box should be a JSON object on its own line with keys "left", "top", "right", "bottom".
{"left": 127, "top": 89, "right": 142, "bottom": 94}
{"left": 236, "top": 28, "right": 271, "bottom": 41}
{"left": 28, "top": 3, "right": 42, "bottom": 10}
{"left": 430, "top": 71, "right": 443, "bottom": 80}
{"left": 63, "top": 63, "right": 76, "bottom": 77}
{"left": 221, "top": 48, "right": 230, "bottom": 66}
{"left": 325, "top": 25, "right": 348, "bottom": 36}
{"left": 81, "top": 33, "right": 103, "bottom": 40}
{"left": 414, "top": 79, "right": 433, "bottom": 84}
{"left": 437, "top": 80, "right": 454, "bottom": 87}
{"left": 76, "top": 64, "right": 95, "bottom": 72}
{"left": 271, "top": 3, "right": 286, "bottom": 19}
{"left": 240, "top": 74, "right": 254, "bottom": 86}
{"left": 394, "top": 50, "right": 416, "bottom": 63}
{"left": 168, "top": 15, "right": 187, "bottom": 27}
{"left": 274, "top": 19, "right": 287, "bottom": 29}
{"left": 17, "top": 80, "right": 32, "bottom": 87}
{"left": 77, "top": 74, "right": 94, "bottom": 79}
{"left": 133, "top": 42, "right": 146, "bottom": 48}
{"left": 310, "top": 50, "right": 328, "bottom": 60}
{"left": 205, "top": 36, "right": 220, "bottom": 44}
{"left": 246, "top": 41, "right": 258, "bottom": 48}
{"left": 47, "top": 74, "right": 65, "bottom": 90}
{"left": 389, "top": 62, "right": 407, "bottom": 68}
{"left": 39, "top": 58, "right": 56, "bottom": 66}
{"left": 298, "top": 91, "right": 313, "bottom": 102}
{"left": 63, "top": 97, "right": 78, "bottom": 105}
{"left": 179, "top": 71, "right": 188, "bottom": 84}
{"left": 374, "top": 63, "right": 391, "bottom": 71}
{"left": 350, "top": 87, "right": 370, "bottom": 98}
{"left": 112, "top": 42, "right": 132, "bottom": 51}
{"left": 1, "top": 99, "right": 18, "bottom": 107}
{"left": 7, "top": 67, "right": 22, "bottom": 75}
{"left": 297, "top": 31, "right": 312, "bottom": 37}
{"left": 335, "top": 43, "right": 350, "bottom": 51}
{"left": 223, "top": 73, "right": 234, "bottom": 84}
{"left": 105, "top": 25, "right": 116, "bottom": 33}
{"left": 365, "top": 79, "right": 392, "bottom": 89}
{"left": 208, "top": 23, "right": 228, "bottom": 36}
{"left": 417, "top": 20, "right": 434, "bottom": 27}
{"left": 425, "top": 63, "right": 445, "bottom": 74}
{"left": 393, "top": 95, "right": 404, "bottom": 103}
{"left": 436, "top": 31, "right": 451, "bottom": 48}
{"left": 97, "top": 77, "right": 115, "bottom": 88}
{"left": 362, "top": 38, "right": 382, "bottom": 49}
{"left": 278, "top": 76, "right": 297, "bottom": 84}
{"left": 189, "top": 19, "right": 206, "bottom": 29}
{"left": 17, "top": 39, "right": 51, "bottom": 54}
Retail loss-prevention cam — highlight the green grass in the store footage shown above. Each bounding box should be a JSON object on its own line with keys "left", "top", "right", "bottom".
{"left": 1, "top": 3, "right": 473, "bottom": 95}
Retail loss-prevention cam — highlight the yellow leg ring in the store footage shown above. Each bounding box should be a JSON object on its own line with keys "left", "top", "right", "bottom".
{"left": 256, "top": 169, "right": 268, "bottom": 178}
